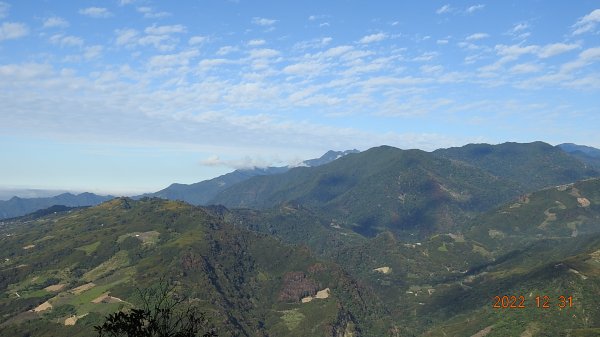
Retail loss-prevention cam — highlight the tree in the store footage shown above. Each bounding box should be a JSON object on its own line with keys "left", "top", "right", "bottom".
{"left": 94, "top": 280, "right": 217, "bottom": 337}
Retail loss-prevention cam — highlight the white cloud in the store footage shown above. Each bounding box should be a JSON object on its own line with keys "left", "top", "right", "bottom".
{"left": 466, "top": 33, "right": 489, "bottom": 41}
{"left": 247, "top": 39, "right": 266, "bottom": 46}
{"left": 0, "top": 22, "right": 28, "bottom": 41}
{"left": 248, "top": 48, "right": 279, "bottom": 59}
{"left": 252, "top": 17, "right": 277, "bottom": 26}
{"left": 84, "top": 45, "right": 103, "bottom": 59}
{"left": 359, "top": 32, "right": 386, "bottom": 44}
{"left": 200, "top": 154, "right": 276, "bottom": 169}
{"left": 322, "top": 45, "right": 353, "bottom": 58}
{"left": 50, "top": 34, "right": 84, "bottom": 47}
{"left": 79, "top": 7, "right": 113, "bottom": 18}
{"left": 512, "top": 23, "right": 529, "bottom": 32}
{"left": 283, "top": 61, "right": 327, "bottom": 76}
{"left": 436, "top": 4, "right": 452, "bottom": 14}
{"left": 437, "top": 39, "right": 449, "bottom": 45}
{"left": 466, "top": 4, "right": 485, "bottom": 13}
{"left": 216, "top": 46, "right": 238, "bottom": 55}
{"left": 119, "top": 0, "right": 135, "bottom": 5}
{"left": 136, "top": 7, "right": 170, "bottom": 19}
{"left": 293, "top": 37, "right": 332, "bottom": 50}
{"left": 0, "top": 1, "right": 10, "bottom": 19}
{"left": 413, "top": 52, "right": 438, "bottom": 62}
{"left": 561, "top": 47, "right": 600, "bottom": 73}
{"left": 148, "top": 50, "right": 200, "bottom": 68}
{"left": 43, "top": 17, "right": 69, "bottom": 29}
{"left": 572, "top": 9, "right": 600, "bottom": 35}
{"left": 144, "top": 24, "right": 186, "bottom": 35}
{"left": 537, "top": 43, "right": 579, "bottom": 58}
{"left": 420, "top": 65, "right": 444, "bottom": 73}
{"left": 115, "top": 28, "right": 139, "bottom": 46}
{"left": 188, "top": 35, "right": 207, "bottom": 45}
{"left": 510, "top": 63, "right": 541, "bottom": 74}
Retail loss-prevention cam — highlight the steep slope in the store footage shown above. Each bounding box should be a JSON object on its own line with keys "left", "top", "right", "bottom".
{"left": 141, "top": 150, "right": 359, "bottom": 205}
{"left": 433, "top": 141, "right": 599, "bottom": 191}
{"left": 467, "top": 178, "right": 600, "bottom": 252}
{"left": 0, "top": 198, "right": 392, "bottom": 337}
{"left": 211, "top": 146, "right": 521, "bottom": 236}
{"left": 559, "top": 143, "right": 600, "bottom": 170}
{"left": 0, "top": 192, "right": 112, "bottom": 220}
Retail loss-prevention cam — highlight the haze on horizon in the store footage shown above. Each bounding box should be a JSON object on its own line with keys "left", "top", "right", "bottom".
{"left": 1, "top": 0, "right": 599, "bottom": 194}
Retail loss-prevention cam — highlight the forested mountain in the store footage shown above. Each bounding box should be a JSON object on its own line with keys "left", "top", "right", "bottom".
{"left": 559, "top": 143, "right": 600, "bottom": 170}
{"left": 211, "top": 145, "right": 523, "bottom": 236}
{"left": 0, "top": 193, "right": 112, "bottom": 220}
{"left": 433, "top": 141, "right": 599, "bottom": 191}
{"left": 139, "top": 150, "right": 359, "bottom": 205}
{"left": 0, "top": 198, "right": 392, "bottom": 337}
{"left": 2, "top": 144, "right": 600, "bottom": 336}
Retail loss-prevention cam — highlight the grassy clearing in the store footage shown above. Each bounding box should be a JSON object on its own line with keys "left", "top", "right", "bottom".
{"left": 279, "top": 309, "right": 305, "bottom": 331}
{"left": 75, "top": 241, "right": 101, "bottom": 255}
{"left": 117, "top": 231, "right": 160, "bottom": 245}
{"left": 83, "top": 251, "right": 130, "bottom": 282}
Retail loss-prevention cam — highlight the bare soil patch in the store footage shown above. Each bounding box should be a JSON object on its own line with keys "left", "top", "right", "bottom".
{"left": 70, "top": 282, "right": 95, "bottom": 295}
{"left": 32, "top": 301, "right": 52, "bottom": 312}
{"left": 44, "top": 284, "right": 65, "bottom": 292}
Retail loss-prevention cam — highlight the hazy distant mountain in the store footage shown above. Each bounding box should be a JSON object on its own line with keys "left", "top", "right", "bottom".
{"left": 558, "top": 143, "right": 600, "bottom": 170}
{"left": 433, "top": 141, "right": 599, "bottom": 190}
{"left": 0, "top": 188, "right": 69, "bottom": 201}
{"left": 211, "top": 145, "right": 521, "bottom": 236}
{"left": 141, "top": 149, "right": 359, "bottom": 205}
{"left": 0, "top": 192, "right": 112, "bottom": 219}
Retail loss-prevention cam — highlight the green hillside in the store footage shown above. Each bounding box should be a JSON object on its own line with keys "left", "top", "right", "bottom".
{"left": 211, "top": 146, "right": 521, "bottom": 237}
{"left": 433, "top": 141, "right": 599, "bottom": 191}
{"left": 0, "top": 198, "right": 392, "bottom": 337}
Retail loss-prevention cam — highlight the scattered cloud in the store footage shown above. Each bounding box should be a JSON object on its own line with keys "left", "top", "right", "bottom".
{"left": 413, "top": 52, "right": 438, "bottom": 62}
{"left": 512, "top": 23, "right": 529, "bottom": 32}
{"left": 561, "top": 47, "right": 600, "bottom": 73}
{"left": 49, "top": 34, "right": 84, "bottom": 47}
{"left": 510, "top": 63, "right": 541, "bottom": 74}
{"left": 114, "top": 28, "right": 139, "bottom": 46}
{"left": 79, "top": 7, "right": 113, "bottom": 18}
{"left": 137, "top": 7, "right": 171, "bottom": 19}
{"left": 537, "top": 43, "right": 579, "bottom": 58}
{"left": 43, "top": 17, "right": 69, "bottom": 29}
{"left": 188, "top": 35, "right": 207, "bottom": 45}
{"left": 247, "top": 39, "right": 266, "bottom": 46}
{"left": 466, "top": 4, "right": 485, "bottom": 13}
{"left": 248, "top": 48, "right": 279, "bottom": 59}
{"left": 252, "top": 17, "right": 277, "bottom": 26}
{"left": 437, "top": 39, "right": 449, "bottom": 45}
{"left": 359, "top": 32, "right": 386, "bottom": 44}
{"left": 84, "top": 45, "right": 103, "bottom": 59}
{"left": 436, "top": 4, "right": 453, "bottom": 14}
{"left": 0, "top": 1, "right": 9, "bottom": 19}
{"left": 118, "top": 0, "right": 135, "bottom": 5}
{"left": 0, "top": 22, "right": 28, "bottom": 41}
{"left": 216, "top": 45, "right": 238, "bottom": 55}
{"left": 200, "top": 154, "right": 276, "bottom": 169}
{"left": 572, "top": 9, "right": 600, "bottom": 35}
{"left": 144, "top": 24, "right": 186, "bottom": 35}
{"left": 466, "top": 33, "right": 489, "bottom": 41}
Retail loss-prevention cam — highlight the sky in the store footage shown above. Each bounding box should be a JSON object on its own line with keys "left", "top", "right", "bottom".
{"left": 1, "top": 1, "right": 599, "bottom": 196}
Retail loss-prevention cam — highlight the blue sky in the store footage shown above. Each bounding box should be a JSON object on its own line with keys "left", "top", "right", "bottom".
{"left": 1, "top": 1, "right": 599, "bottom": 195}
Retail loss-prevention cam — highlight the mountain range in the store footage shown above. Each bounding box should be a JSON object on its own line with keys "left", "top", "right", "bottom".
{"left": 1, "top": 141, "right": 600, "bottom": 336}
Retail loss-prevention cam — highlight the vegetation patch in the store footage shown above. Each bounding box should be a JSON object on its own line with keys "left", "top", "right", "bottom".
{"left": 279, "top": 309, "right": 305, "bottom": 331}
{"left": 117, "top": 231, "right": 160, "bottom": 245}
{"left": 75, "top": 241, "right": 101, "bottom": 255}
{"left": 83, "top": 250, "right": 130, "bottom": 282}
